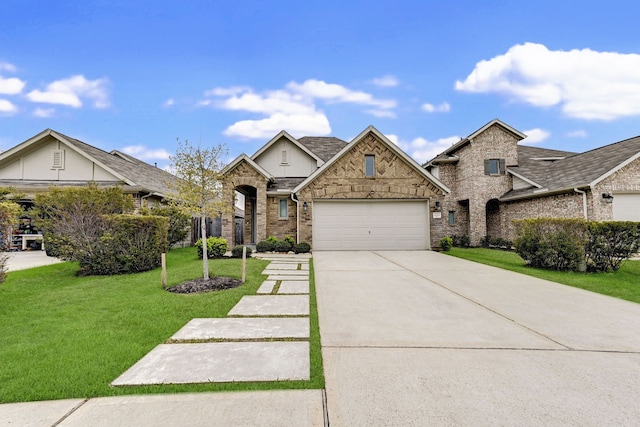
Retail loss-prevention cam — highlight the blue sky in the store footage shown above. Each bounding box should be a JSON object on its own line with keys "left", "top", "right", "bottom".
{"left": 2, "top": 0, "right": 640, "bottom": 169}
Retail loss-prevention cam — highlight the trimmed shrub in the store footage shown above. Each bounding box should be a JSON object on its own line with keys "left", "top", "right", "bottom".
{"left": 195, "top": 236, "right": 228, "bottom": 259}
{"left": 513, "top": 218, "right": 588, "bottom": 271}
{"left": 274, "top": 240, "right": 292, "bottom": 252}
{"left": 451, "top": 234, "right": 470, "bottom": 248}
{"left": 78, "top": 214, "right": 169, "bottom": 276}
{"left": 284, "top": 235, "right": 296, "bottom": 247}
{"left": 256, "top": 240, "right": 274, "bottom": 252}
{"left": 585, "top": 221, "right": 640, "bottom": 272}
{"left": 439, "top": 236, "right": 453, "bottom": 252}
{"left": 266, "top": 236, "right": 279, "bottom": 244}
{"left": 231, "top": 245, "right": 253, "bottom": 258}
{"left": 294, "top": 242, "right": 311, "bottom": 254}
{"left": 142, "top": 205, "right": 190, "bottom": 247}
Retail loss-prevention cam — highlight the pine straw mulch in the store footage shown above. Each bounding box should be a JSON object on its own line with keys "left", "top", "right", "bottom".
{"left": 166, "top": 277, "right": 242, "bottom": 294}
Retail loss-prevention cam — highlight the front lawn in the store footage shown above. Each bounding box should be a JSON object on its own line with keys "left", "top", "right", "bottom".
{"left": 0, "top": 247, "right": 324, "bottom": 403}
{"left": 447, "top": 247, "right": 640, "bottom": 304}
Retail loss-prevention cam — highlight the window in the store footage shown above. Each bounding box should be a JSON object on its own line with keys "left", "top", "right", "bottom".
{"left": 365, "top": 155, "right": 375, "bottom": 177}
{"left": 448, "top": 210, "right": 455, "bottom": 225}
{"left": 278, "top": 199, "right": 288, "bottom": 219}
{"left": 281, "top": 150, "right": 288, "bottom": 164}
{"left": 484, "top": 159, "right": 505, "bottom": 175}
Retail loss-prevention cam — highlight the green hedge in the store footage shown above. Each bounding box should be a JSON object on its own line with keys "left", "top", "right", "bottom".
{"left": 513, "top": 218, "right": 640, "bottom": 272}
{"left": 78, "top": 214, "right": 169, "bottom": 276}
{"left": 231, "top": 245, "right": 253, "bottom": 258}
{"left": 195, "top": 236, "right": 228, "bottom": 258}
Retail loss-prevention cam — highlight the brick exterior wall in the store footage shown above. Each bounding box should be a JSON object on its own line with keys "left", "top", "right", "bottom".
{"left": 436, "top": 124, "right": 520, "bottom": 245}
{"left": 222, "top": 161, "right": 269, "bottom": 247}
{"left": 297, "top": 131, "right": 444, "bottom": 248}
{"left": 266, "top": 196, "right": 297, "bottom": 240}
{"left": 592, "top": 156, "right": 640, "bottom": 220}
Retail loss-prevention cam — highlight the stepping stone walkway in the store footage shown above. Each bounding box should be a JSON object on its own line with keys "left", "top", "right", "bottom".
{"left": 111, "top": 254, "right": 311, "bottom": 386}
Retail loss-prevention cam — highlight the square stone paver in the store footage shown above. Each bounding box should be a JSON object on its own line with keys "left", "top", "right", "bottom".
{"left": 268, "top": 274, "right": 310, "bottom": 282}
{"left": 111, "top": 341, "right": 309, "bottom": 385}
{"left": 170, "top": 317, "right": 309, "bottom": 340}
{"left": 278, "top": 281, "right": 309, "bottom": 294}
{"left": 266, "top": 263, "right": 304, "bottom": 270}
{"left": 257, "top": 280, "right": 277, "bottom": 294}
{"left": 229, "top": 295, "right": 309, "bottom": 316}
{"left": 262, "top": 269, "right": 309, "bottom": 276}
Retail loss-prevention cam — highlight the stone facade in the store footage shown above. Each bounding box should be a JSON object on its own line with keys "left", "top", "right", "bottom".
{"left": 297, "top": 131, "right": 444, "bottom": 248}
{"left": 436, "top": 124, "right": 520, "bottom": 245}
{"left": 222, "top": 161, "right": 269, "bottom": 247}
{"left": 266, "top": 196, "right": 297, "bottom": 240}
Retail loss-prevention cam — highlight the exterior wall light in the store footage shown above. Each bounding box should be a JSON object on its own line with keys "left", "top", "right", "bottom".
{"left": 435, "top": 201, "right": 441, "bottom": 211}
{"left": 602, "top": 193, "right": 614, "bottom": 203}
{"left": 303, "top": 201, "right": 308, "bottom": 212}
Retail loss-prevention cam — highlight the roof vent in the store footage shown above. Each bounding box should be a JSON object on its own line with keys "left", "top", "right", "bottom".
{"left": 51, "top": 150, "right": 65, "bottom": 169}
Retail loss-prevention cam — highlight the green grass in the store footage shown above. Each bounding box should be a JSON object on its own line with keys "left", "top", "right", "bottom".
{"left": 447, "top": 247, "right": 640, "bottom": 304}
{"left": 0, "top": 247, "right": 324, "bottom": 403}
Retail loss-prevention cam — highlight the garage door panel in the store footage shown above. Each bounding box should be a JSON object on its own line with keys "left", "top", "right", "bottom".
{"left": 313, "top": 200, "right": 429, "bottom": 251}
{"left": 613, "top": 194, "right": 640, "bottom": 221}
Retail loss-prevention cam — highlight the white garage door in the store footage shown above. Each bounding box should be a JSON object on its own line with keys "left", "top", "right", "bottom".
{"left": 312, "top": 200, "right": 430, "bottom": 250}
{"left": 613, "top": 194, "right": 640, "bottom": 221}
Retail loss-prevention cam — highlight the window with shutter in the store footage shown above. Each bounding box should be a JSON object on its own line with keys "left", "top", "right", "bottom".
{"left": 484, "top": 158, "right": 504, "bottom": 175}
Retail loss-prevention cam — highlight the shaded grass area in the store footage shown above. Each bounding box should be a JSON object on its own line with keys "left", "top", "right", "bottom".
{"left": 447, "top": 247, "right": 640, "bottom": 304}
{"left": 0, "top": 247, "right": 324, "bottom": 403}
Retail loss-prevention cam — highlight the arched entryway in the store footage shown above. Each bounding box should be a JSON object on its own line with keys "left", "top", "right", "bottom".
{"left": 235, "top": 185, "right": 257, "bottom": 246}
{"left": 485, "top": 199, "right": 501, "bottom": 240}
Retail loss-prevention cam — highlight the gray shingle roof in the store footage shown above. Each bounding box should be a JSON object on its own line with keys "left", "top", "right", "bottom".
{"left": 503, "top": 136, "right": 640, "bottom": 200}
{"left": 57, "top": 132, "right": 180, "bottom": 196}
{"left": 268, "top": 177, "right": 307, "bottom": 192}
{"left": 297, "top": 137, "right": 348, "bottom": 162}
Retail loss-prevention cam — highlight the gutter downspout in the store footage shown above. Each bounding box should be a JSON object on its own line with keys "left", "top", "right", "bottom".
{"left": 574, "top": 188, "right": 588, "bottom": 219}
{"left": 291, "top": 193, "right": 300, "bottom": 243}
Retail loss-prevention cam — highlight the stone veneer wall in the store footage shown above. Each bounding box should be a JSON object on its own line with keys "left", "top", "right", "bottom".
{"left": 437, "top": 124, "right": 520, "bottom": 245}
{"left": 266, "top": 196, "right": 297, "bottom": 240}
{"left": 297, "top": 131, "right": 444, "bottom": 248}
{"left": 592, "top": 157, "right": 640, "bottom": 220}
{"left": 222, "top": 161, "right": 268, "bottom": 247}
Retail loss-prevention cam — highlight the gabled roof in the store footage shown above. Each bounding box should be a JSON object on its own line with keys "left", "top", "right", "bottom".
{"left": 293, "top": 125, "right": 450, "bottom": 194}
{"left": 297, "top": 136, "right": 348, "bottom": 162}
{"left": 501, "top": 135, "right": 640, "bottom": 201}
{"left": 440, "top": 118, "right": 526, "bottom": 157}
{"left": 251, "top": 130, "right": 325, "bottom": 166}
{"left": 221, "top": 153, "right": 274, "bottom": 181}
{"left": 0, "top": 129, "right": 180, "bottom": 197}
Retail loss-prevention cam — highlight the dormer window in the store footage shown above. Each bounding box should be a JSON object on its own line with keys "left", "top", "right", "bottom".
{"left": 484, "top": 159, "right": 505, "bottom": 175}
{"left": 281, "top": 150, "right": 288, "bottom": 164}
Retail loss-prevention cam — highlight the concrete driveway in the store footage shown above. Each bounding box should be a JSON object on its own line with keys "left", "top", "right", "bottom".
{"left": 314, "top": 251, "right": 640, "bottom": 426}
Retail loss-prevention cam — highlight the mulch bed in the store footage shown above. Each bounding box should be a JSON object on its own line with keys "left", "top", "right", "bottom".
{"left": 166, "top": 277, "right": 242, "bottom": 294}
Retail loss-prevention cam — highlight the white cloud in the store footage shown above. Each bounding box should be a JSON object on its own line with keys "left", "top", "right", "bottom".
{"left": 205, "top": 79, "right": 395, "bottom": 139}
{"left": 456, "top": 42, "right": 640, "bottom": 120}
{"left": 388, "top": 133, "right": 460, "bottom": 164}
{"left": 0, "top": 75, "right": 26, "bottom": 95}
{"left": 0, "top": 99, "right": 17, "bottom": 114}
{"left": 122, "top": 145, "right": 172, "bottom": 161}
{"left": 33, "top": 107, "right": 55, "bottom": 118}
{"left": 287, "top": 79, "right": 396, "bottom": 109}
{"left": 567, "top": 130, "right": 587, "bottom": 138}
{"left": 370, "top": 75, "right": 399, "bottom": 87}
{"left": 0, "top": 62, "right": 17, "bottom": 72}
{"left": 366, "top": 109, "right": 396, "bottom": 118}
{"left": 27, "top": 75, "right": 110, "bottom": 108}
{"left": 224, "top": 112, "right": 331, "bottom": 139}
{"left": 162, "top": 98, "right": 174, "bottom": 108}
{"left": 522, "top": 128, "right": 551, "bottom": 144}
{"left": 422, "top": 102, "right": 451, "bottom": 113}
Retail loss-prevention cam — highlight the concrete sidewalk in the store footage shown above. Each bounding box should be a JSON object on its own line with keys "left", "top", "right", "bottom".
{"left": 315, "top": 251, "right": 640, "bottom": 426}
{"left": 5, "top": 250, "right": 63, "bottom": 271}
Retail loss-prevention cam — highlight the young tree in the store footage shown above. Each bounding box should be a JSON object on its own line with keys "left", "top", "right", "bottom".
{"left": 168, "top": 139, "right": 228, "bottom": 279}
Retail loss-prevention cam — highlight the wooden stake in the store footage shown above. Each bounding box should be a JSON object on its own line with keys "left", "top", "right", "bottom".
{"left": 161, "top": 253, "right": 167, "bottom": 289}
{"left": 242, "top": 246, "right": 247, "bottom": 283}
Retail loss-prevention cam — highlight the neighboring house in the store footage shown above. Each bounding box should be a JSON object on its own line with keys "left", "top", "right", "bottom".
{"left": 425, "top": 119, "right": 640, "bottom": 246}
{"left": 0, "top": 128, "right": 180, "bottom": 209}
{"left": 221, "top": 126, "right": 449, "bottom": 250}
